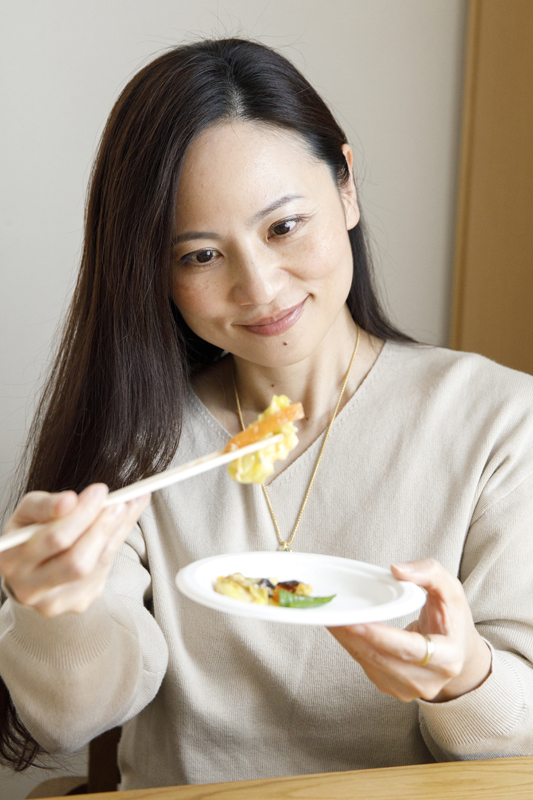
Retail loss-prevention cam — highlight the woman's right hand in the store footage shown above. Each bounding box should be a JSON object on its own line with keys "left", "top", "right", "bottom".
{"left": 0, "top": 484, "right": 150, "bottom": 617}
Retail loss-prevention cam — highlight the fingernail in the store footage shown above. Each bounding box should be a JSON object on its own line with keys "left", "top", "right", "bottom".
{"left": 351, "top": 624, "right": 367, "bottom": 634}
{"left": 86, "top": 483, "right": 109, "bottom": 501}
{"left": 392, "top": 562, "right": 415, "bottom": 572}
{"left": 108, "top": 502, "right": 126, "bottom": 517}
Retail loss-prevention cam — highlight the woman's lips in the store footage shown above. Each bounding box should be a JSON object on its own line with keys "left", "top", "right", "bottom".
{"left": 239, "top": 299, "right": 307, "bottom": 337}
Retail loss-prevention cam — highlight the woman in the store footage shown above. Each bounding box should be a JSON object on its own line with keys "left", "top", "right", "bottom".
{"left": 1, "top": 38, "right": 532, "bottom": 788}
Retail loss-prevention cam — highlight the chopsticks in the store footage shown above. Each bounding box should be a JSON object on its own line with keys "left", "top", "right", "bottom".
{"left": 0, "top": 434, "right": 283, "bottom": 554}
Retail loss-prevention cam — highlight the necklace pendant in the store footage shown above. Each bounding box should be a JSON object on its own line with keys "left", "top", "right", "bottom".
{"left": 280, "top": 544, "right": 292, "bottom": 552}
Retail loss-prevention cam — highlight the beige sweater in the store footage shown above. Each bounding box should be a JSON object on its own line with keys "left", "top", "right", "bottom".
{"left": 2, "top": 342, "right": 533, "bottom": 788}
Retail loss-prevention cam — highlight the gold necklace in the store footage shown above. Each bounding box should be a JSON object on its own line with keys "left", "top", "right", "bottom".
{"left": 233, "top": 324, "right": 360, "bottom": 552}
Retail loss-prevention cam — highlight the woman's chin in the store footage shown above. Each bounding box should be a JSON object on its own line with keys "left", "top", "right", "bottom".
{"left": 228, "top": 338, "right": 319, "bottom": 369}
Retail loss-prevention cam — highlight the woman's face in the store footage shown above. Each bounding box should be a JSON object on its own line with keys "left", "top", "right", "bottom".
{"left": 170, "top": 120, "right": 359, "bottom": 368}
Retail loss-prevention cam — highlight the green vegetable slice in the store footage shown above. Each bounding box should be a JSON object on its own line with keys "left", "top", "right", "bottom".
{"left": 278, "top": 589, "right": 336, "bottom": 608}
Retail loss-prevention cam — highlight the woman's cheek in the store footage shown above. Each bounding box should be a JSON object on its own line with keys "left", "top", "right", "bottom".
{"left": 171, "top": 271, "right": 219, "bottom": 323}
{"left": 300, "top": 227, "right": 350, "bottom": 283}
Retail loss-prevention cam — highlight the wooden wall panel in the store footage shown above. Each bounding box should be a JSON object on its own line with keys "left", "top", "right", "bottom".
{"left": 451, "top": 0, "right": 533, "bottom": 373}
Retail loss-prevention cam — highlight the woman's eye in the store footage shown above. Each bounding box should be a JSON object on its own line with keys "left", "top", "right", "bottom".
{"left": 270, "top": 218, "right": 298, "bottom": 237}
{"left": 196, "top": 249, "right": 216, "bottom": 263}
{"left": 181, "top": 248, "right": 218, "bottom": 265}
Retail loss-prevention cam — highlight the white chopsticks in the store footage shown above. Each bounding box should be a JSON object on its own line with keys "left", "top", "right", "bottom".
{"left": 0, "top": 434, "right": 283, "bottom": 554}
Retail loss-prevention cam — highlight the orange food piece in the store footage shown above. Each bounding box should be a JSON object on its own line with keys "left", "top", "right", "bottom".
{"left": 224, "top": 402, "right": 305, "bottom": 452}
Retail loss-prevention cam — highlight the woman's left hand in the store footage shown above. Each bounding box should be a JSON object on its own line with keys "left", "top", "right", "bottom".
{"left": 328, "top": 558, "right": 492, "bottom": 703}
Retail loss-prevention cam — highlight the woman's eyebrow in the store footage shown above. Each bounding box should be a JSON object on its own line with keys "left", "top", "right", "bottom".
{"left": 171, "top": 194, "right": 304, "bottom": 246}
{"left": 248, "top": 194, "right": 304, "bottom": 224}
{"left": 171, "top": 231, "right": 220, "bottom": 246}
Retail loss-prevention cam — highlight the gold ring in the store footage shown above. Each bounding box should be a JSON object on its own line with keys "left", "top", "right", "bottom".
{"left": 417, "top": 634, "right": 435, "bottom": 667}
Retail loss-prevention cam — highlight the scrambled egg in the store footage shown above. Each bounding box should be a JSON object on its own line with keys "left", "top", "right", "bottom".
{"left": 214, "top": 573, "right": 313, "bottom": 605}
{"left": 228, "top": 395, "right": 299, "bottom": 484}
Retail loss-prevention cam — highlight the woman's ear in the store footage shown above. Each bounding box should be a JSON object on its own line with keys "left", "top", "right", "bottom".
{"left": 340, "top": 143, "right": 360, "bottom": 231}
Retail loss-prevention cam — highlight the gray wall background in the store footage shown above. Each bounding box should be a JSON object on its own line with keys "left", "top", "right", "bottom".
{"left": 0, "top": 1, "right": 466, "bottom": 797}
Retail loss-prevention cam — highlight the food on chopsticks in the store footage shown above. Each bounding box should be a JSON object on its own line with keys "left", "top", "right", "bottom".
{"left": 225, "top": 395, "right": 304, "bottom": 483}
{"left": 214, "top": 573, "right": 335, "bottom": 608}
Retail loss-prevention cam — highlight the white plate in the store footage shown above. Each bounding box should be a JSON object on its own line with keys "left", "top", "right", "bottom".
{"left": 176, "top": 551, "right": 426, "bottom": 626}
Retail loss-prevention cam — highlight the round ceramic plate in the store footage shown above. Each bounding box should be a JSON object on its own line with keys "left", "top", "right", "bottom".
{"left": 176, "top": 551, "right": 426, "bottom": 626}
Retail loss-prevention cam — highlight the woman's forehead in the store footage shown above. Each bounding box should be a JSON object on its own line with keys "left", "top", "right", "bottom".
{"left": 182, "top": 119, "right": 317, "bottom": 167}
{"left": 174, "top": 120, "right": 333, "bottom": 227}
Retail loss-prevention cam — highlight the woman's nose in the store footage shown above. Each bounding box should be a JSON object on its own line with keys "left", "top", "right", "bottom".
{"left": 229, "top": 247, "right": 287, "bottom": 306}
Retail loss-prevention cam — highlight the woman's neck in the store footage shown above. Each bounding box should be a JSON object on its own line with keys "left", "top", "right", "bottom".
{"left": 192, "top": 306, "right": 384, "bottom": 445}
{"left": 233, "top": 308, "right": 359, "bottom": 429}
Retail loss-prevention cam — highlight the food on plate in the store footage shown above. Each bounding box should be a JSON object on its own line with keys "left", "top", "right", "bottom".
{"left": 225, "top": 395, "right": 304, "bottom": 483}
{"left": 214, "top": 573, "right": 335, "bottom": 608}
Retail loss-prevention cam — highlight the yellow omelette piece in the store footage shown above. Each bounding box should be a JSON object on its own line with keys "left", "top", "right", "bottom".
{"left": 227, "top": 395, "right": 299, "bottom": 484}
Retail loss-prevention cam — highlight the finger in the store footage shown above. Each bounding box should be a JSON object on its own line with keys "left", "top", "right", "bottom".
{"left": 9, "top": 504, "right": 125, "bottom": 606}
{"left": 23, "top": 494, "right": 150, "bottom": 600}
{"left": 328, "top": 626, "right": 456, "bottom": 703}
{"left": 26, "top": 483, "right": 109, "bottom": 560}
{"left": 329, "top": 623, "right": 435, "bottom": 667}
{"left": 43, "top": 503, "right": 129, "bottom": 582}
{"left": 99, "top": 494, "right": 151, "bottom": 563}
{"left": 327, "top": 625, "right": 438, "bottom": 702}
{"left": 7, "top": 490, "right": 78, "bottom": 530}
{"left": 53, "top": 491, "right": 79, "bottom": 519}
{"left": 64, "top": 492, "right": 149, "bottom": 573}
{"left": 391, "top": 559, "right": 464, "bottom": 604}
{"left": 0, "top": 491, "right": 80, "bottom": 580}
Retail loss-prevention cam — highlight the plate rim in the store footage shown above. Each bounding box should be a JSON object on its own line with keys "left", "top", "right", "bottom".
{"left": 175, "top": 551, "right": 426, "bottom": 626}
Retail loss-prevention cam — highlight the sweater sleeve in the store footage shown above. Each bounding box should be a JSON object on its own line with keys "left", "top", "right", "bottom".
{"left": 417, "top": 472, "right": 533, "bottom": 760}
{"left": 0, "top": 525, "right": 168, "bottom": 754}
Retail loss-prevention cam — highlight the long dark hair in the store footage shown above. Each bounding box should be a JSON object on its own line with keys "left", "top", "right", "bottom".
{"left": 1, "top": 37, "right": 410, "bottom": 769}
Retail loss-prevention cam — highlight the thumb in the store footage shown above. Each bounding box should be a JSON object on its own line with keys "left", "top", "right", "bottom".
{"left": 392, "top": 558, "right": 463, "bottom": 605}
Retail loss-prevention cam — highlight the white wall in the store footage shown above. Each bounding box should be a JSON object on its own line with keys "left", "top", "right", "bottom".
{"left": 0, "top": 1, "right": 466, "bottom": 797}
